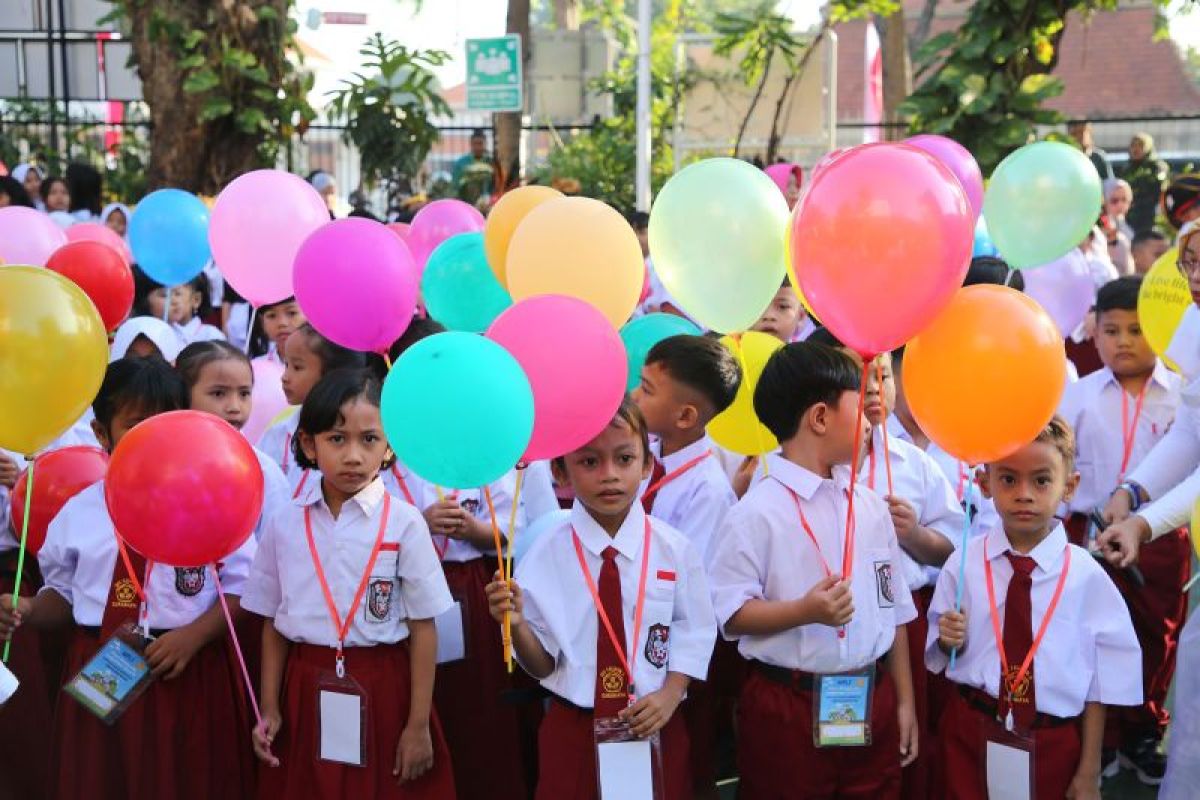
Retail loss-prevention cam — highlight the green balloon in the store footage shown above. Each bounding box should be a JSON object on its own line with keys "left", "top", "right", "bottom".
{"left": 619, "top": 313, "right": 702, "bottom": 392}
{"left": 982, "top": 141, "right": 1103, "bottom": 269}
{"left": 382, "top": 332, "right": 533, "bottom": 489}
{"left": 421, "top": 232, "right": 512, "bottom": 332}
{"left": 648, "top": 158, "right": 788, "bottom": 333}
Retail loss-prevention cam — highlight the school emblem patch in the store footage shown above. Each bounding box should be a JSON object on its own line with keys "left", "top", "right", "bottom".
{"left": 874, "top": 560, "right": 895, "bottom": 608}
{"left": 174, "top": 567, "right": 206, "bottom": 597}
{"left": 366, "top": 578, "right": 394, "bottom": 623}
{"left": 1004, "top": 664, "right": 1034, "bottom": 704}
{"left": 644, "top": 623, "right": 670, "bottom": 669}
{"left": 460, "top": 498, "right": 480, "bottom": 516}
{"left": 599, "top": 665, "right": 626, "bottom": 699}
{"left": 112, "top": 578, "right": 138, "bottom": 608}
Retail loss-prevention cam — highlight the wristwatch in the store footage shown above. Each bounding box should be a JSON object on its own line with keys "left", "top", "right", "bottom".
{"left": 1115, "top": 480, "right": 1148, "bottom": 511}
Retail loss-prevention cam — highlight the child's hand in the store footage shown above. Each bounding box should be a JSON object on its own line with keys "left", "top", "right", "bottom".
{"left": 253, "top": 709, "right": 282, "bottom": 766}
{"left": 1065, "top": 770, "right": 1101, "bottom": 800}
{"left": 145, "top": 627, "right": 205, "bottom": 680}
{"left": 0, "top": 595, "right": 31, "bottom": 640}
{"left": 423, "top": 500, "right": 467, "bottom": 538}
{"left": 938, "top": 610, "right": 967, "bottom": 654}
{"left": 802, "top": 575, "right": 854, "bottom": 628}
{"left": 732, "top": 456, "right": 759, "bottom": 499}
{"left": 897, "top": 701, "right": 918, "bottom": 767}
{"left": 619, "top": 686, "right": 684, "bottom": 738}
{"left": 0, "top": 453, "right": 19, "bottom": 489}
{"left": 885, "top": 496, "right": 919, "bottom": 543}
{"left": 1096, "top": 516, "right": 1149, "bottom": 568}
{"left": 1101, "top": 489, "right": 1133, "bottom": 525}
{"left": 394, "top": 722, "right": 434, "bottom": 783}
{"left": 485, "top": 571, "right": 524, "bottom": 626}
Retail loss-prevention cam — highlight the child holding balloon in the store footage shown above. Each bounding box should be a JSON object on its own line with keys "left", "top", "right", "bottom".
{"left": 243, "top": 367, "right": 457, "bottom": 799}
{"left": 0, "top": 356, "right": 257, "bottom": 800}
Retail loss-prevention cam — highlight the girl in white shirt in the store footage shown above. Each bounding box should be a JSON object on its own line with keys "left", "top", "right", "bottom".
{"left": 243, "top": 368, "right": 456, "bottom": 799}
{"left": 145, "top": 273, "right": 225, "bottom": 347}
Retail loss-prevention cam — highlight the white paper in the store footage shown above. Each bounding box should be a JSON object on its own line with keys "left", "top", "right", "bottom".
{"left": 597, "top": 740, "right": 654, "bottom": 800}
{"left": 435, "top": 602, "right": 466, "bottom": 664}
{"left": 986, "top": 740, "right": 1032, "bottom": 800}
{"left": 319, "top": 689, "right": 363, "bottom": 765}
{"left": 0, "top": 660, "right": 18, "bottom": 704}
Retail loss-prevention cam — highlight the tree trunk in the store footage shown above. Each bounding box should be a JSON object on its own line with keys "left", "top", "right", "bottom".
{"left": 496, "top": 0, "right": 531, "bottom": 191}
{"left": 878, "top": 11, "right": 911, "bottom": 140}
{"left": 909, "top": 0, "right": 939, "bottom": 56}
{"left": 553, "top": 0, "right": 579, "bottom": 30}
{"left": 733, "top": 54, "right": 772, "bottom": 158}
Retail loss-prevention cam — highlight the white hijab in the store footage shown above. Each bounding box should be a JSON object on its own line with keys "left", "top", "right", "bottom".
{"left": 110, "top": 317, "right": 182, "bottom": 363}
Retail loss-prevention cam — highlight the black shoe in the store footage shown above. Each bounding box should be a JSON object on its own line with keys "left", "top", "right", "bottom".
{"left": 1100, "top": 748, "right": 1120, "bottom": 780}
{"left": 1119, "top": 736, "right": 1166, "bottom": 786}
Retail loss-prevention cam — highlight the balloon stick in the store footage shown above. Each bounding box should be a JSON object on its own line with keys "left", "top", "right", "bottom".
{"left": 2, "top": 457, "right": 35, "bottom": 663}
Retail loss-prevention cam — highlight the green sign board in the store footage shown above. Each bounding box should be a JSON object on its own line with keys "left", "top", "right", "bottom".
{"left": 466, "top": 35, "right": 523, "bottom": 113}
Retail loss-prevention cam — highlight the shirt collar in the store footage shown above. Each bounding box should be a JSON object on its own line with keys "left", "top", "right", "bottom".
{"left": 984, "top": 523, "right": 1068, "bottom": 573}
{"left": 659, "top": 436, "right": 712, "bottom": 472}
{"left": 174, "top": 317, "right": 201, "bottom": 336}
{"left": 293, "top": 474, "right": 388, "bottom": 518}
{"left": 886, "top": 413, "right": 914, "bottom": 445}
{"left": 570, "top": 499, "right": 647, "bottom": 561}
{"left": 766, "top": 453, "right": 849, "bottom": 501}
{"left": 1097, "top": 362, "right": 1174, "bottom": 394}
{"left": 871, "top": 424, "right": 913, "bottom": 462}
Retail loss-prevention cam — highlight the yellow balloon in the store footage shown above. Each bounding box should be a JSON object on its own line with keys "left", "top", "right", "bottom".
{"left": 708, "top": 331, "right": 784, "bottom": 456}
{"left": 1190, "top": 495, "right": 1200, "bottom": 561}
{"left": 484, "top": 185, "right": 562, "bottom": 286}
{"left": 506, "top": 196, "right": 644, "bottom": 328}
{"left": 0, "top": 266, "right": 109, "bottom": 454}
{"left": 783, "top": 222, "right": 818, "bottom": 322}
{"left": 1138, "top": 248, "right": 1187, "bottom": 371}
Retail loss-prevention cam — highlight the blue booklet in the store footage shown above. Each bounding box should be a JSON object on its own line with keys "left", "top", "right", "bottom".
{"left": 64, "top": 626, "right": 155, "bottom": 725}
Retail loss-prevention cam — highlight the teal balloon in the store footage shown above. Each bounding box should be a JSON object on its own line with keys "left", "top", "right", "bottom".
{"left": 382, "top": 332, "right": 533, "bottom": 489}
{"left": 648, "top": 157, "right": 789, "bottom": 332}
{"left": 128, "top": 188, "right": 211, "bottom": 285}
{"left": 619, "top": 313, "right": 702, "bottom": 391}
{"left": 982, "top": 141, "right": 1102, "bottom": 269}
{"left": 421, "top": 232, "right": 512, "bottom": 332}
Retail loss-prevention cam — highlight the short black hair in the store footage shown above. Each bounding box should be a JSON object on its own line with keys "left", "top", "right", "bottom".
{"left": 388, "top": 316, "right": 447, "bottom": 364}
{"left": 805, "top": 326, "right": 844, "bottom": 350}
{"left": 176, "top": 340, "right": 252, "bottom": 393}
{"left": 292, "top": 368, "right": 393, "bottom": 470}
{"left": 470, "top": 128, "right": 487, "bottom": 140}
{"left": 966, "top": 256, "right": 1024, "bottom": 292}
{"left": 891, "top": 345, "right": 906, "bottom": 372}
{"left": 66, "top": 162, "right": 103, "bottom": 215}
{"left": 1095, "top": 275, "right": 1142, "bottom": 316}
{"left": 627, "top": 211, "right": 650, "bottom": 230}
{"left": 552, "top": 396, "right": 651, "bottom": 475}
{"left": 39, "top": 176, "right": 67, "bottom": 205}
{"left": 93, "top": 356, "right": 187, "bottom": 432}
{"left": 645, "top": 335, "right": 742, "bottom": 416}
{"left": 754, "top": 342, "right": 861, "bottom": 442}
{"left": 1131, "top": 229, "right": 1168, "bottom": 248}
{"left": 0, "top": 176, "right": 34, "bottom": 208}
{"left": 247, "top": 296, "right": 299, "bottom": 359}
{"left": 292, "top": 322, "right": 368, "bottom": 375}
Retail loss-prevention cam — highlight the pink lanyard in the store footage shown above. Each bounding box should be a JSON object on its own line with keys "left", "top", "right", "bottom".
{"left": 1118, "top": 384, "right": 1148, "bottom": 481}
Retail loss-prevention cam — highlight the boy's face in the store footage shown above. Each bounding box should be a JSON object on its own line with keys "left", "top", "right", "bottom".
{"left": 553, "top": 418, "right": 652, "bottom": 523}
{"left": 91, "top": 403, "right": 156, "bottom": 454}
{"left": 1095, "top": 308, "right": 1156, "bottom": 379}
{"left": 631, "top": 362, "right": 700, "bottom": 440}
{"left": 981, "top": 441, "right": 1079, "bottom": 542}
{"left": 1132, "top": 239, "right": 1168, "bottom": 274}
{"left": 810, "top": 388, "right": 870, "bottom": 466}
{"left": 752, "top": 286, "right": 804, "bottom": 343}
{"left": 862, "top": 353, "right": 895, "bottom": 426}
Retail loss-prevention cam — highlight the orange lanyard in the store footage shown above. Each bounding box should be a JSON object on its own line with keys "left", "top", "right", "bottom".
{"left": 115, "top": 537, "right": 154, "bottom": 631}
{"left": 430, "top": 489, "right": 459, "bottom": 561}
{"left": 291, "top": 469, "right": 310, "bottom": 499}
{"left": 389, "top": 464, "right": 416, "bottom": 505}
{"left": 304, "top": 493, "right": 392, "bottom": 677}
{"left": 571, "top": 517, "right": 652, "bottom": 701}
{"left": 785, "top": 485, "right": 856, "bottom": 638}
{"left": 1118, "top": 384, "right": 1148, "bottom": 481}
{"left": 645, "top": 451, "right": 712, "bottom": 497}
{"left": 282, "top": 431, "right": 291, "bottom": 472}
{"left": 982, "top": 542, "right": 1071, "bottom": 726}
{"left": 956, "top": 462, "right": 969, "bottom": 503}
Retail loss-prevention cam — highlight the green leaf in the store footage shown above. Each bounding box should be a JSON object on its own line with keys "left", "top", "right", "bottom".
{"left": 182, "top": 68, "right": 220, "bottom": 94}
{"left": 182, "top": 29, "right": 205, "bottom": 50}
{"left": 178, "top": 53, "right": 206, "bottom": 70}
{"left": 256, "top": 6, "right": 279, "bottom": 22}
{"left": 958, "top": 74, "right": 987, "bottom": 107}
{"left": 1017, "top": 73, "right": 1062, "bottom": 101}
{"left": 199, "top": 96, "right": 233, "bottom": 121}
{"left": 915, "top": 31, "right": 956, "bottom": 64}
{"left": 235, "top": 108, "right": 267, "bottom": 133}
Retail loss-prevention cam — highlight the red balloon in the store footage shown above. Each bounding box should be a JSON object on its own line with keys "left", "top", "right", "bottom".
{"left": 105, "top": 411, "right": 264, "bottom": 566}
{"left": 45, "top": 241, "right": 135, "bottom": 332}
{"left": 65, "top": 222, "right": 133, "bottom": 265}
{"left": 10, "top": 446, "right": 109, "bottom": 556}
{"left": 790, "top": 142, "right": 974, "bottom": 355}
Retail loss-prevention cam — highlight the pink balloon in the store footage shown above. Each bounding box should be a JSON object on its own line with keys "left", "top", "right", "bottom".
{"left": 791, "top": 143, "right": 974, "bottom": 355}
{"left": 764, "top": 163, "right": 802, "bottom": 195}
{"left": 408, "top": 199, "right": 485, "bottom": 271}
{"left": 210, "top": 170, "right": 330, "bottom": 306}
{"left": 244, "top": 356, "right": 288, "bottom": 445}
{"left": 294, "top": 218, "right": 418, "bottom": 353}
{"left": 487, "top": 295, "right": 627, "bottom": 461}
{"left": 1021, "top": 250, "right": 1095, "bottom": 338}
{"left": 0, "top": 207, "right": 67, "bottom": 266}
{"left": 66, "top": 222, "right": 133, "bottom": 266}
{"left": 387, "top": 222, "right": 412, "bottom": 243}
{"left": 906, "top": 134, "right": 985, "bottom": 219}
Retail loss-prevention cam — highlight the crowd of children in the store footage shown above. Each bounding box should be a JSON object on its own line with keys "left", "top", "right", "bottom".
{"left": 0, "top": 170, "right": 1198, "bottom": 800}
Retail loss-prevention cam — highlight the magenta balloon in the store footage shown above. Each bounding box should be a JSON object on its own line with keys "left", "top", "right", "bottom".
{"left": 66, "top": 222, "right": 133, "bottom": 266}
{"left": 408, "top": 200, "right": 485, "bottom": 271}
{"left": 1021, "top": 250, "right": 1096, "bottom": 338}
{"left": 293, "top": 218, "right": 418, "bottom": 353}
{"left": 210, "top": 170, "right": 330, "bottom": 306}
{"left": 906, "top": 134, "right": 985, "bottom": 219}
{"left": 487, "top": 295, "right": 627, "bottom": 461}
{"left": 0, "top": 207, "right": 67, "bottom": 266}
{"left": 764, "top": 163, "right": 802, "bottom": 195}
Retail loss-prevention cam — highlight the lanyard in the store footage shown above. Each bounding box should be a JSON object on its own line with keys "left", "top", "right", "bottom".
{"left": 956, "top": 462, "right": 969, "bottom": 503}
{"left": 571, "top": 517, "right": 652, "bottom": 701}
{"left": 116, "top": 537, "right": 154, "bottom": 634}
{"left": 304, "top": 493, "right": 392, "bottom": 677}
{"left": 644, "top": 451, "right": 712, "bottom": 497}
{"left": 1118, "top": 384, "right": 1148, "bottom": 481}
{"left": 785, "top": 485, "right": 856, "bottom": 639}
{"left": 429, "top": 489, "right": 459, "bottom": 561}
{"left": 291, "top": 468, "right": 310, "bottom": 499}
{"left": 982, "top": 542, "right": 1071, "bottom": 729}
{"left": 282, "top": 431, "right": 291, "bottom": 472}
{"left": 388, "top": 464, "right": 416, "bottom": 505}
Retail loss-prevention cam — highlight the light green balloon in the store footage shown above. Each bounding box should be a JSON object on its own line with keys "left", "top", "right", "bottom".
{"left": 619, "top": 313, "right": 702, "bottom": 392}
{"left": 648, "top": 158, "right": 789, "bottom": 333}
{"left": 421, "top": 232, "right": 512, "bottom": 332}
{"left": 982, "top": 141, "right": 1103, "bottom": 269}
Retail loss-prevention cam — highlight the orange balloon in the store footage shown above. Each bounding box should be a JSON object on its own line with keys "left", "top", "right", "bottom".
{"left": 484, "top": 185, "right": 562, "bottom": 286}
{"left": 903, "top": 285, "right": 1066, "bottom": 464}
{"left": 506, "top": 196, "right": 644, "bottom": 328}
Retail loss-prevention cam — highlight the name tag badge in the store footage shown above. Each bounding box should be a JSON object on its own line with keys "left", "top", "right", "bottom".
{"left": 434, "top": 601, "right": 466, "bottom": 664}
{"left": 593, "top": 717, "right": 663, "bottom": 800}
{"left": 317, "top": 672, "right": 368, "bottom": 767}
{"left": 813, "top": 664, "right": 874, "bottom": 747}
{"left": 63, "top": 623, "right": 155, "bottom": 725}
{"left": 984, "top": 719, "right": 1036, "bottom": 800}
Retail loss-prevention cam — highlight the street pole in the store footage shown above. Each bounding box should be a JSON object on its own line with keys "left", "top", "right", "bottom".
{"left": 635, "top": 0, "right": 651, "bottom": 212}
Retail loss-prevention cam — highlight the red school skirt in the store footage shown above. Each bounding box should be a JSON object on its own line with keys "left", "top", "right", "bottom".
{"left": 52, "top": 625, "right": 256, "bottom": 800}
{"left": 0, "top": 550, "right": 53, "bottom": 800}
{"left": 258, "top": 641, "right": 456, "bottom": 800}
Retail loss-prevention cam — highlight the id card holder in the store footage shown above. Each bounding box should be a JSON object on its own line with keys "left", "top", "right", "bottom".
{"left": 63, "top": 623, "right": 155, "bottom": 725}
{"left": 593, "top": 716, "right": 664, "bottom": 800}
{"left": 434, "top": 599, "right": 466, "bottom": 665}
{"left": 813, "top": 663, "right": 875, "bottom": 747}
{"left": 983, "top": 716, "right": 1036, "bottom": 800}
{"left": 316, "top": 669, "right": 368, "bottom": 767}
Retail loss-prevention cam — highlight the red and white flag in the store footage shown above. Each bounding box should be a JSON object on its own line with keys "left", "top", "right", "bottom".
{"left": 863, "top": 21, "right": 883, "bottom": 143}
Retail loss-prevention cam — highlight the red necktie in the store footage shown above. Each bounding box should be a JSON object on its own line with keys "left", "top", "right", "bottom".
{"left": 100, "top": 543, "right": 146, "bottom": 639}
{"left": 641, "top": 458, "right": 668, "bottom": 513}
{"left": 594, "top": 546, "right": 629, "bottom": 717}
{"left": 999, "top": 553, "right": 1037, "bottom": 730}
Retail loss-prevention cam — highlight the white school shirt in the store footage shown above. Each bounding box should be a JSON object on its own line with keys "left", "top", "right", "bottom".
{"left": 515, "top": 501, "right": 716, "bottom": 708}
{"left": 241, "top": 476, "right": 452, "bottom": 647}
{"left": 520, "top": 460, "right": 562, "bottom": 524}
{"left": 37, "top": 481, "right": 256, "bottom": 628}
{"left": 172, "top": 317, "right": 226, "bottom": 348}
{"left": 1058, "top": 363, "right": 1180, "bottom": 515}
{"left": 641, "top": 436, "right": 736, "bottom": 564}
{"left": 859, "top": 425, "right": 964, "bottom": 590}
{"left": 924, "top": 524, "right": 1142, "bottom": 717}
{"left": 257, "top": 412, "right": 303, "bottom": 485}
{"left": 707, "top": 454, "right": 917, "bottom": 673}
{"left": 252, "top": 446, "right": 290, "bottom": 540}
